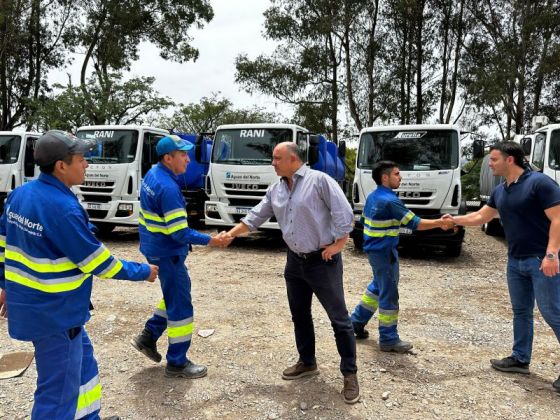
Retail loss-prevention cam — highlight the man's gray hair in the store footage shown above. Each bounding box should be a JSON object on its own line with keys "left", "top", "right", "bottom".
{"left": 283, "top": 142, "right": 305, "bottom": 162}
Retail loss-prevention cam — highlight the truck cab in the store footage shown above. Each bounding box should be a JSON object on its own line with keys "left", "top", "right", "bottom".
{"left": 0, "top": 131, "right": 40, "bottom": 211}
{"left": 204, "top": 123, "right": 346, "bottom": 230}
{"left": 75, "top": 125, "right": 168, "bottom": 233}
{"left": 350, "top": 124, "right": 465, "bottom": 256}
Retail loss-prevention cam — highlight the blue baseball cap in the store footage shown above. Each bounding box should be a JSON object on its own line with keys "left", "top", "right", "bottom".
{"left": 156, "top": 135, "right": 194, "bottom": 156}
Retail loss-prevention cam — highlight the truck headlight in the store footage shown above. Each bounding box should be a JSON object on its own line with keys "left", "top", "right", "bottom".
{"left": 118, "top": 203, "right": 133, "bottom": 212}
{"left": 206, "top": 204, "right": 218, "bottom": 213}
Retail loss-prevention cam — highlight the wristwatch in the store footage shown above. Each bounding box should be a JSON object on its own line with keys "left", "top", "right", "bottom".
{"left": 546, "top": 252, "right": 557, "bottom": 260}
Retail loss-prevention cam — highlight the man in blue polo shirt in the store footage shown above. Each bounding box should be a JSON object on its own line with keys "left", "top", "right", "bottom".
{"left": 449, "top": 141, "right": 560, "bottom": 392}
{"left": 131, "top": 135, "right": 232, "bottom": 379}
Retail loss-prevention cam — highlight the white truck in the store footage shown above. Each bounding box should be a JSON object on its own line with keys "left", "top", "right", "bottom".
{"left": 476, "top": 115, "right": 552, "bottom": 236}
{"left": 0, "top": 131, "right": 41, "bottom": 211}
{"left": 75, "top": 125, "right": 168, "bottom": 234}
{"left": 350, "top": 124, "right": 466, "bottom": 257}
{"left": 204, "top": 123, "right": 346, "bottom": 230}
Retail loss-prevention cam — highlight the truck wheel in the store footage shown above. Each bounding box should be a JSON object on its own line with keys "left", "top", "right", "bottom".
{"left": 95, "top": 223, "right": 115, "bottom": 236}
{"left": 446, "top": 245, "right": 462, "bottom": 257}
{"left": 484, "top": 219, "right": 503, "bottom": 237}
{"left": 353, "top": 234, "right": 364, "bottom": 250}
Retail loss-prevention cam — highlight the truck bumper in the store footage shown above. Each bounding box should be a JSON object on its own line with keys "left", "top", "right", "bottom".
{"left": 204, "top": 200, "right": 279, "bottom": 230}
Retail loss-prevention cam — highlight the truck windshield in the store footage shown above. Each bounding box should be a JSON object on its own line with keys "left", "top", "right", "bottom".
{"left": 547, "top": 129, "right": 560, "bottom": 170}
{"left": 212, "top": 128, "right": 293, "bottom": 165}
{"left": 0, "top": 135, "right": 22, "bottom": 164}
{"left": 357, "top": 130, "right": 459, "bottom": 170}
{"left": 77, "top": 129, "right": 139, "bottom": 164}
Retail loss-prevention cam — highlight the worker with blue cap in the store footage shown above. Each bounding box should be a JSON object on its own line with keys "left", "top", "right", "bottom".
{"left": 0, "top": 130, "right": 158, "bottom": 419}
{"left": 131, "top": 134, "right": 232, "bottom": 378}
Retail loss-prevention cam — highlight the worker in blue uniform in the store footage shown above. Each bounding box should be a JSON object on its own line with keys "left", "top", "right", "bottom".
{"left": 131, "top": 135, "right": 232, "bottom": 379}
{"left": 0, "top": 130, "right": 158, "bottom": 419}
{"left": 350, "top": 161, "right": 453, "bottom": 352}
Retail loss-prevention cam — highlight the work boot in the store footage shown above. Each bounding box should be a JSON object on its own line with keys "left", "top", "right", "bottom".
{"left": 379, "top": 339, "right": 413, "bottom": 353}
{"left": 131, "top": 329, "right": 162, "bottom": 363}
{"left": 282, "top": 361, "right": 319, "bottom": 380}
{"left": 553, "top": 375, "right": 560, "bottom": 392}
{"left": 342, "top": 372, "right": 360, "bottom": 404}
{"left": 490, "top": 356, "right": 530, "bottom": 374}
{"left": 352, "top": 322, "right": 369, "bottom": 340}
{"left": 165, "top": 361, "right": 208, "bottom": 379}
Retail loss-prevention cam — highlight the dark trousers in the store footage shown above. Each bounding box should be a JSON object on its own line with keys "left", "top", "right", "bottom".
{"left": 284, "top": 250, "right": 357, "bottom": 374}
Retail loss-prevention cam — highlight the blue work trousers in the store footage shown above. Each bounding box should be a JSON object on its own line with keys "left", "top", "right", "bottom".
{"left": 351, "top": 248, "right": 401, "bottom": 345}
{"left": 144, "top": 255, "right": 193, "bottom": 367}
{"left": 284, "top": 250, "right": 357, "bottom": 375}
{"left": 507, "top": 256, "right": 560, "bottom": 363}
{"left": 32, "top": 326, "right": 100, "bottom": 420}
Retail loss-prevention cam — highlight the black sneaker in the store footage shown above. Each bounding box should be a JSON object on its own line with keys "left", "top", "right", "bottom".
{"left": 352, "top": 322, "right": 369, "bottom": 340}
{"left": 553, "top": 375, "right": 560, "bottom": 392}
{"left": 490, "top": 356, "right": 529, "bottom": 374}
{"left": 131, "top": 329, "right": 162, "bottom": 363}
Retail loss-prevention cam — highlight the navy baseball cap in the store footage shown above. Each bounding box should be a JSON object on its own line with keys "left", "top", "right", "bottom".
{"left": 156, "top": 135, "right": 194, "bottom": 156}
{"left": 34, "top": 130, "right": 97, "bottom": 166}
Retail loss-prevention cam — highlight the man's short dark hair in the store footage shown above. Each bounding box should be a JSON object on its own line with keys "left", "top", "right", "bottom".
{"left": 39, "top": 154, "right": 74, "bottom": 174}
{"left": 372, "top": 160, "right": 397, "bottom": 185}
{"left": 489, "top": 141, "right": 525, "bottom": 168}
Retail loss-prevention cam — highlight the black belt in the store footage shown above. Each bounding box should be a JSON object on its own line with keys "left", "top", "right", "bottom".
{"left": 291, "top": 249, "right": 324, "bottom": 260}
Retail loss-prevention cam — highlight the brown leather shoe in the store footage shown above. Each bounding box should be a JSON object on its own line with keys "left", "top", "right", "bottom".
{"left": 282, "top": 361, "right": 319, "bottom": 380}
{"left": 342, "top": 373, "right": 360, "bottom": 404}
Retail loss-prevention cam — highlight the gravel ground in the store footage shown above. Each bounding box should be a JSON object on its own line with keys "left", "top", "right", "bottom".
{"left": 1, "top": 226, "right": 559, "bottom": 419}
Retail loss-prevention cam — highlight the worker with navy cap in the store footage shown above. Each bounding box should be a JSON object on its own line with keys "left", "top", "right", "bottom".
{"left": 131, "top": 134, "right": 232, "bottom": 378}
{"left": 0, "top": 130, "right": 158, "bottom": 419}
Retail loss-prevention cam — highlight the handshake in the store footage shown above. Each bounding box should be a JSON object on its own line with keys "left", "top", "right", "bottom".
{"left": 208, "top": 231, "right": 234, "bottom": 248}
{"left": 439, "top": 214, "right": 457, "bottom": 231}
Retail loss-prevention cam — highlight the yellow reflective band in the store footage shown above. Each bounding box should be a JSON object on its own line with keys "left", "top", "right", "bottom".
{"left": 401, "top": 211, "right": 415, "bottom": 225}
{"left": 157, "top": 299, "right": 166, "bottom": 310}
{"left": 168, "top": 323, "right": 193, "bottom": 338}
{"left": 5, "top": 270, "right": 89, "bottom": 293}
{"left": 363, "top": 217, "right": 400, "bottom": 228}
{"left": 5, "top": 249, "right": 77, "bottom": 273}
{"left": 139, "top": 209, "right": 165, "bottom": 223}
{"left": 164, "top": 209, "right": 188, "bottom": 223}
{"left": 364, "top": 228, "right": 399, "bottom": 238}
{"left": 361, "top": 294, "right": 379, "bottom": 308}
{"left": 378, "top": 313, "right": 398, "bottom": 323}
{"left": 0, "top": 255, "right": 4, "bottom": 263}
{"left": 76, "top": 383, "right": 102, "bottom": 413}
{"left": 99, "top": 260, "right": 123, "bottom": 279}
{"left": 139, "top": 218, "right": 189, "bottom": 235}
{"left": 0, "top": 239, "right": 5, "bottom": 247}
{"left": 81, "top": 248, "right": 111, "bottom": 273}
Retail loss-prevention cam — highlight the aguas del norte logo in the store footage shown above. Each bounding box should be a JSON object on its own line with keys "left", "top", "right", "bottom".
{"left": 225, "top": 172, "right": 261, "bottom": 181}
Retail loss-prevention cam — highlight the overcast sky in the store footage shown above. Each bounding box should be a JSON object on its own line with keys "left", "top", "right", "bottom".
{"left": 50, "top": 0, "right": 291, "bottom": 117}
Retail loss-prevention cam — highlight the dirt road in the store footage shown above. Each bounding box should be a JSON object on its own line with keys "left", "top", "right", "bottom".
{"left": 1, "top": 227, "right": 559, "bottom": 419}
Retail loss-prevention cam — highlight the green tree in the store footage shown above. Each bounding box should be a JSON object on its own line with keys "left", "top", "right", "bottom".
{"left": 28, "top": 75, "right": 173, "bottom": 131}
{"left": 159, "top": 93, "right": 281, "bottom": 134}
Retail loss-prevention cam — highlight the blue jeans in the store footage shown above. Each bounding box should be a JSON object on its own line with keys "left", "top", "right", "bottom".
{"left": 351, "top": 248, "right": 400, "bottom": 345}
{"left": 507, "top": 256, "right": 560, "bottom": 363}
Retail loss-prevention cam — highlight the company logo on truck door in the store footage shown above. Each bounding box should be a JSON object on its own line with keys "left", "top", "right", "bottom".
{"left": 225, "top": 172, "right": 261, "bottom": 181}
{"left": 240, "top": 129, "right": 265, "bottom": 137}
{"left": 395, "top": 131, "right": 426, "bottom": 139}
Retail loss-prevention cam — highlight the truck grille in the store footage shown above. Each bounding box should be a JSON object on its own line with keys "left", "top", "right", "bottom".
{"left": 82, "top": 195, "right": 112, "bottom": 203}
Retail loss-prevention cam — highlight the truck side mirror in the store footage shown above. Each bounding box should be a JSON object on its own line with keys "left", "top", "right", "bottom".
{"left": 195, "top": 134, "right": 204, "bottom": 163}
{"left": 308, "top": 135, "right": 320, "bottom": 166}
{"left": 472, "top": 139, "right": 485, "bottom": 159}
{"left": 520, "top": 137, "right": 532, "bottom": 156}
{"left": 338, "top": 140, "right": 346, "bottom": 158}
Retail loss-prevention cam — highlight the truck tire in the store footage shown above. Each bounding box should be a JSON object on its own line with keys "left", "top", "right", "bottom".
{"left": 353, "top": 234, "right": 364, "bottom": 250}
{"left": 446, "top": 244, "right": 462, "bottom": 258}
{"left": 95, "top": 223, "right": 115, "bottom": 236}
{"left": 484, "top": 219, "right": 503, "bottom": 237}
